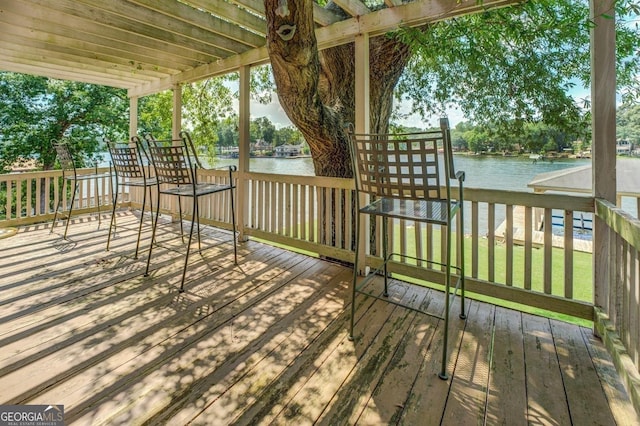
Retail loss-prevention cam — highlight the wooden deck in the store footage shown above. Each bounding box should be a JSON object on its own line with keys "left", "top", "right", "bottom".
{"left": 0, "top": 211, "right": 637, "bottom": 425}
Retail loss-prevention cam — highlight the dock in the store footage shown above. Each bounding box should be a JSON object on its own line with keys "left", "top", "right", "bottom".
{"left": 495, "top": 206, "right": 593, "bottom": 253}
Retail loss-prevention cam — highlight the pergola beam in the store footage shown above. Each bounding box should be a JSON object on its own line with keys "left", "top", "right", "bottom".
{"left": 129, "top": 0, "right": 521, "bottom": 97}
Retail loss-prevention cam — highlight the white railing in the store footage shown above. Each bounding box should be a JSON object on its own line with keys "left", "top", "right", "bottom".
{"left": 0, "top": 168, "right": 114, "bottom": 226}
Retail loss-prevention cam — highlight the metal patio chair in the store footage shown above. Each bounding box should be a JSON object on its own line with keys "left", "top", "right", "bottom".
{"left": 143, "top": 131, "right": 238, "bottom": 292}
{"left": 105, "top": 137, "right": 158, "bottom": 258}
{"left": 50, "top": 140, "right": 111, "bottom": 239}
{"left": 346, "top": 118, "right": 466, "bottom": 380}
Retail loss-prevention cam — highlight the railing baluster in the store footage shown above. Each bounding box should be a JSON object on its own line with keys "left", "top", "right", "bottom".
{"left": 524, "top": 206, "right": 533, "bottom": 290}
{"left": 471, "top": 201, "right": 479, "bottom": 279}
{"left": 488, "top": 203, "right": 495, "bottom": 283}
{"left": 544, "top": 207, "right": 553, "bottom": 294}
{"left": 506, "top": 204, "right": 513, "bottom": 286}
{"left": 564, "top": 210, "right": 574, "bottom": 299}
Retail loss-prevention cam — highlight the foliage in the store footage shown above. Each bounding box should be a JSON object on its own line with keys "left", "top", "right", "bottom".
{"left": 0, "top": 72, "right": 128, "bottom": 171}
{"left": 395, "top": 0, "right": 640, "bottom": 136}
{"left": 451, "top": 119, "right": 590, "bottom": 154}
{"left": 251, "top": 117, "right": 276, "bottom": 145}
{"left": 617, "top": 103, "right": 640, "bottom": 143}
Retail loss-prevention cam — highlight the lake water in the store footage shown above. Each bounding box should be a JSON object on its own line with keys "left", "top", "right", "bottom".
{"left": 213, "top": 154, "right": 639, "bottom": 238}
{"left": 213, "top": 154, "right": 591, "bottom": 193}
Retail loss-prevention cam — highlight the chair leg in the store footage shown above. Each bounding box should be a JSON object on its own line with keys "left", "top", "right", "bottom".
{"left": 95, "top": 175, "right": 102, "bottom": 228}
{"left": 51, "top": 179, "right": 64, "bottom": 234}
{"left": 106, "top": 179, "right": 119, "bottom": 251}
{"left": 179, "top": 200, "right": 197, "bottom": 293}
{"left": 134, "top": 185, "right": 148, "bottom": 259}
{"left": 439, "top": 223, "right": 452, "bottom": 381}
{"left": 63, "top": 180, "right": 78, "bottom": 240}
{"left": 144, "top": 190, "right": 162, "bottom": 277}
{"left": 349, "top": 211, "right": 360, "bottom": 341}
{"left": 178, "top": 196, "right": 184, "bottom": 242}
{"left": 459, "top": 207, "right": 467, "bottom": 320}
{"left": 195, "top": 199, "right": 202, "bottom": 253}
{"left": 382, "top": 217, "right": 389, "bottom": 297}
{"left": 230, "top": 186, "right": 237, "bottom": 265}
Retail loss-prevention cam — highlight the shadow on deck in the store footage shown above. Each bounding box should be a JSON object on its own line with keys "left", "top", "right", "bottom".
{"left": 0, "top": 212, "right": 636, "bottom": 425}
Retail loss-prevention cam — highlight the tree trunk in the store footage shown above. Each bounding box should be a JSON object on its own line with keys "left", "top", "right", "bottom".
{"left": 264, "top": 1, "right": 412, "bottom": 178}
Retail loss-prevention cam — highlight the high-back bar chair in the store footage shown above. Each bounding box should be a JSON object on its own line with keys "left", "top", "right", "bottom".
{"left": 105, "top": 137, "right": 157, "bottom": 258}
{"left": 346, "top": 118, "right": 466, "bottom": 380}
{"left": 143, "top": 131, "right": 237, "bottom": 292}
{"left": 50, "top": 140, "right": 111, "bottom": 239}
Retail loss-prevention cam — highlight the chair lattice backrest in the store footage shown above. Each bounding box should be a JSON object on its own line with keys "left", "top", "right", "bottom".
{"left": 106, "top": 140, "right": 146, "bottom": 179}
{"left": 348, "top": 118, "right": 455, "bottom": 202}
{"left": 145, "top": 134, "right": 197, "bottom": 186}
{"left": 52, "top": 140, "right": 77, "bottom": 173}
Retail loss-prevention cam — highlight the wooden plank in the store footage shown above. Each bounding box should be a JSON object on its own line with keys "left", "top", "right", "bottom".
{"left": 230, "top": 274, "right": 379, "bottom": 425}
{"left": 522, "top": 314, "right": 570, "bottom": 425}
{"left": 397, "top": 300, "right": 471, "bottom": 425}
{"left": 0, "top": 238, "right": 276, "bottom": 368}
{"left": 263, "top": 279, "right": 413, "bottom": 425}
{"left": 356, "top": 288, "right": 443, "bottom": 424}
{"left": 321, "top": 285, "right": 431, "bottom": 425}
{"left": 144, "top": 270, "right": 356, "bottom": 425}
{"left": 441, "top": 301, "right": 495, "bottom": 424}
{"left": 580, "top": 326, "right": 640, "bottom": 425}
{"left": 550, "top": 320, "right": 617, "bottom": 425}
{"left": 32, "top": 252, "right": 327, "bottom": 423}
{"left": 2, "top": 212, "right": 638, "bottom": 424}
{"left": 485, "top": 307, "right": 527, "bottom": 425}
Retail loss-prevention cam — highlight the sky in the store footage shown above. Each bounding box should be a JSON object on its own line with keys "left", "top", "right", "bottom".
{"left": 245, "top": 86, "right": 591, "bottom": 130}
{"left": 244, "top": 91, "right": 466, "bottom": 130}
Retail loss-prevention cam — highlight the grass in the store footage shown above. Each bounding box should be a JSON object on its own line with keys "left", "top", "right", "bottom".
{"left": 251, "top": 221, "right": 593, "bottom": 327}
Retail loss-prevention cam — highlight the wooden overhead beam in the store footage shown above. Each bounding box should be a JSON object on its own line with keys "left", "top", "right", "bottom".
{"left": 186, "top": 0, "right": 267, "bottom": 36}
{"left": 126, "top": 0, "right": 265, "bottom": 48}
{"left": 332, "top": 0, "right": 371, "bottom": 17}
{"left": 21, "top": 0, "right": 230, "bottom": 60}
{"left": 71, "top": 0, "right": 256, "bottom": 55}
{"left": 0, "top": 47, "right": 159, "bottom": 84}
{"left": 129, "top": 0, "right": 523, "bottom": 97}
{"left": 3, "top": 1, "right": 214, "bottom": 67}
{"left": 0, "top": 61, "right": 137, "bottom": 89}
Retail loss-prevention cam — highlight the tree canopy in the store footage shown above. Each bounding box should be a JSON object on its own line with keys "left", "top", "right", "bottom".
{"left": 0, "top": 73, "right": 128, "bottom": 171}
{"left": 261, "top": 0, "right": 640, "bottom": 176}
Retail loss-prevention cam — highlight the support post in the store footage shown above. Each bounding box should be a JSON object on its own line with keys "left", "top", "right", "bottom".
{"left": 129, "top": 96, "right": 138, "bottom": 139}
{"left": 237, "top": 66, "right": 251, "bottom": 242}
{"left": 590, "top": 0, "right": 616, "bottom": 331}
{"left": 172, "top": 84, "right": 182, "bottom": 141}
{"left": 354, "top": 33, "right": 370, "bottom": 275}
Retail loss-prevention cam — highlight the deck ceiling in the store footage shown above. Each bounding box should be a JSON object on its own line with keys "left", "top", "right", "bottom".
{"left": 0, "top": 0, "right": 519, "bottom": 97}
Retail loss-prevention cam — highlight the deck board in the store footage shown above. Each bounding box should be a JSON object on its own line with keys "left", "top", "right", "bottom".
{"left": 0, "top": 211, "right": 638, "bottom": 425}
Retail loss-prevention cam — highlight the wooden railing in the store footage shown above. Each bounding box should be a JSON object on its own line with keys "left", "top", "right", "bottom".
{"left": 0, "top": 168, "right": 114, "bottom": 227}
{"left": 0, "top": 169, "right": 595, "bottom": 321}
{"left": 593, "top": 198, "right": 640, "bottom": 408}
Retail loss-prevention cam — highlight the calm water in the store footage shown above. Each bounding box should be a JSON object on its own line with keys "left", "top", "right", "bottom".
{"left": 213, "top": 154, "right": 592, "bottom": 192}
{"left": 213, "top": 154, "right": 640, "bottom": 237}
